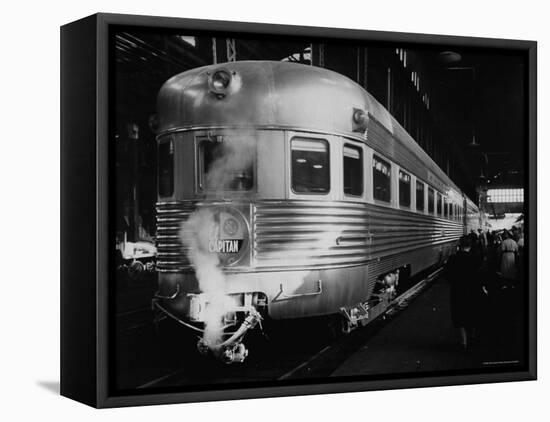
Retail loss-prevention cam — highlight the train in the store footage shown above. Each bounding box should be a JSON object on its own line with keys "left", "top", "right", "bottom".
{"left": 151, "top": 60, "right": 483, "bottom": 363}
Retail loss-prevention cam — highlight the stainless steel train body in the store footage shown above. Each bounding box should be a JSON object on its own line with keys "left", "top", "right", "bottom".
{"left": 154, "top": 60, "right": 481, "bottom": 334}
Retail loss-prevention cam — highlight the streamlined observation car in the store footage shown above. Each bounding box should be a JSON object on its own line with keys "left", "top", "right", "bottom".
{"left": 153, "top": 61, "right": 481, "bottom": 362}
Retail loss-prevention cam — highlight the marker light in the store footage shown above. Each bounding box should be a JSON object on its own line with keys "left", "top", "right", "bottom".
{"left": 352, "top": 108, "right": 369, "bottom": 132}
{"left": 353, "top": 109, "right": 366, "bottom": 124}
{"left": 209, "top": 69, "right": 232, "bottom": 96}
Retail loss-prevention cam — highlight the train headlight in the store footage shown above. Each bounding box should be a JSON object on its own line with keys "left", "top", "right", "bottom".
{"left": 209, "top": 69, "right": 232, "bottom": 96}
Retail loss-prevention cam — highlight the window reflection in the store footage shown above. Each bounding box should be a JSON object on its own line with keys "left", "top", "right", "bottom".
{"left": 399, "top": 170, "right": 411, "bottom": 207}
{"left": 373, "top": 155, "right": 391, "bottom": 202}
{"left": 199, "top": 138, "right": 254, "bottom": 191}
{"left": 291, "top": 138, "right": 330, "bottom": 194}
{"left": 343, "top": 144, "right": 363, "bottom": 196}
{"left": 416, "top": 181, "right": 425, "bottom": 212}
{"left": 428, "top": 187, "right": 434, "bottom": 214}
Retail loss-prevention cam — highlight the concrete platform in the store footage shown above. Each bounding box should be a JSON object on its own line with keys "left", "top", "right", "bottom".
{"left": 331, "top": 276, "right": 527, "bottom": 377}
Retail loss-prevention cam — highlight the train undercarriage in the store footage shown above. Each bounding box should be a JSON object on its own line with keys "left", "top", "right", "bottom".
{"left": 152, "top": 265, "right": 413, "bottom": 364}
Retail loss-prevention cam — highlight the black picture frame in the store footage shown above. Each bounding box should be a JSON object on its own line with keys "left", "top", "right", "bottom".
{"left": 60, "top": 12, "right": 537, "bottom": 408}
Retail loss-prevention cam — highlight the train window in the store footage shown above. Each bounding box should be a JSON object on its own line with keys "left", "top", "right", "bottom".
{"left": 436, "top": 193, "right": 442, "bottom": 216}
{"left": 373, "top": 155, "right": 391, "bottom": 202}
{"left": 428, "top": 187, "right": 434, "bottom": 214}
{"left": 449, "top": 201, "right": 454, "bottom": 218}
{"left": 443, "top": 197, "right": 448, "bottom": 218}
{"left": 199, "top": 138, "right": 254, "bottom": 191}
{"left": 343, "top": 144, "right": 363, "bottom": 196}
{"left": 291, "top": 138, "right": 330, "bottom": 194}
{"left": 158, "top": 139, "right": 174, "bottom": 197}
{"left": 398, "top": 170, "right": 411, "bottom": 207}
{"left": 416, "top": 180, "right": 425, "bottom": 212}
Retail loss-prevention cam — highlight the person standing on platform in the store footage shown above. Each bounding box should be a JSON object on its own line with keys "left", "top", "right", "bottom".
{"left": 478, "top": 228, "right": 488, "bottom": 255}
{"left": 499, "top": 230, "right": 519, "bottom": 286}
{"left": 517, "top": 229, "right": 524, "bottom": 255}
{"left": 445, "top": 235, "right": 483, "bottom": 350}
{"left": 493, "top": 231, "right": 502, "bottom": 247}
{"left": 468, "top": 229, "right": 482, "bottom": 262}
{"left": 487, "top": 230, "right": 494, "bottom": 248}
{"left": 511, "top": 226, "right": 520, "bottom": 242}
{"left": 468, "top": 229, "right": 478, "bottom": 245}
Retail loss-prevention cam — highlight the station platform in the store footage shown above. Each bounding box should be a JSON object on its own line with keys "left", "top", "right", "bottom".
{"left": 331, "top": 276, "right": 527, "bottom": 377}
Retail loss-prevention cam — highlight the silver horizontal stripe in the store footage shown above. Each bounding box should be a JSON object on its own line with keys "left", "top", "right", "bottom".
{"left": 253, "top": 201, "right": 366, "bottom": 269}
{"left": 253, "top": 200, "right": 462, "bottom": 270}
{"left": 155, "top": 201, "right": 196, "bottom": 272}
{"left": 156, "top": 200, "right": 463, "bottom": 273}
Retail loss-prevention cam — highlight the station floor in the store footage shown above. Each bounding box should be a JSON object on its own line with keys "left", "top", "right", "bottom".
{"left": 331, "top": 276, "right": 527, "bottom": 377}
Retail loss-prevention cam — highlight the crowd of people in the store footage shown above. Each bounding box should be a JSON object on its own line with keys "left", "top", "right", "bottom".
{"left": 444, "top": 225, "right": 525, "bottom": 350}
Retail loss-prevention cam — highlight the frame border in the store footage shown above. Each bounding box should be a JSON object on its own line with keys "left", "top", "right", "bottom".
{"left": 64, "top": 12, "right": 537, "bottom": 408}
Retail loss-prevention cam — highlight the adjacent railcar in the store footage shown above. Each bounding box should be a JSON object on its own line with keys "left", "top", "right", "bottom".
{"left": 153, "top": 61, "right": 481, "bottom": 362}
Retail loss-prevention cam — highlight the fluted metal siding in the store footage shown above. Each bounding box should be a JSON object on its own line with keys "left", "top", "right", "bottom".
{"left": 252, "top": 201, "right": 369, "bottom": 269}
{"left": 156, "top": 200, "right": 463, "bottom": 274}
{"left": 253, "top": 200, "right": 462, "bottom": 270}
{"left": 368, "top": 206, "right": 463, "bottom": 259}
{"left": 155, "top": 201, "right": 196, "bottom": 272}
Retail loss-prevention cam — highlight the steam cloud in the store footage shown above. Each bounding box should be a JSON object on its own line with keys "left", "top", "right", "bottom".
{"left": 179, "top": 130, "right": 256, "bottom": 348}
{"left": 179, "top": 128, "right": 344, "bottom": 348}
{"left": 180, "top": 209, "right": 235, "bottom": 346}
{"left": 204, "top": 134, "right": 256, "bottom": 193}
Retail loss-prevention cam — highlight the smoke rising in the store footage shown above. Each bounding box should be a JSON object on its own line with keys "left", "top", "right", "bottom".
{"left": 179, "top": 131, "right": 256, "bottom": 348}
{"left": 178, "top": 127, "right": 343, "bottom": 347}
{"left": 203, "top": 133, "right": 256, "bottom": 195}
{"left": 180, "top": 210, "right": 229, "bottom": 345}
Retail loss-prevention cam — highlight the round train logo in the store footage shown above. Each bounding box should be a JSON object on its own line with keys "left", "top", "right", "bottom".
{"left": 206, "top": 207, "right": 249, "bottom": 265}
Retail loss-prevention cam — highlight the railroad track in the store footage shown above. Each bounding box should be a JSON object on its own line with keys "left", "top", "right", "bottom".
{"left": 123, "top": 267, "right": 443, "bottom": 391}
{"left": 277, "top": 267, "right": 444, "bottom": 380}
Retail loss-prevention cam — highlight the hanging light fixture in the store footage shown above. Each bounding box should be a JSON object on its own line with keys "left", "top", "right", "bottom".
{"left": 478, "top": 168, "right": 486, "bottom": 179}
{"left": 468, "top": 133, "right": 479, "bottom": 147}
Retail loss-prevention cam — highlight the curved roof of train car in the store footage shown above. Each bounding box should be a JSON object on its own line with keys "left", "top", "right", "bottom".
{"left": 157, "top": 60, "right": 464, "bottom": 198}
